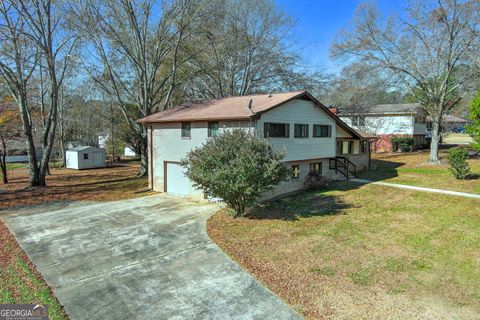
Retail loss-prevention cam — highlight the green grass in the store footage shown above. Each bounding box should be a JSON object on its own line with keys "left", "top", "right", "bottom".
{"left": 5, "top": 163, "right": 28, "bottom": 170}
{"left": 208, "top": 182, "right": 480, "bottom": 319}
{"left": 359, "top": 150, "right": 480, "bottom": 194}
{"left": 0, "top": 258, "right": 67, "bottom": 319}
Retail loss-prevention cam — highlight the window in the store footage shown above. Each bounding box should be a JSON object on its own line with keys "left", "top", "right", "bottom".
{"left": 349, "top": 141, "right": 354, "bottom": 154}
{"left": 426, "top": 122, "right": 432, "bottom": 130}
{"left": 341, "top": 141, "right": 350, "bottom": 154}
{"left": 313, "top": 125, "right": 331, "bottom": 137}
{"left": 336, "top": 141, "right": 342, "bottom": 155}
{"left": 358, "top": 116, "right": 366, "bottom": 127}
{"left": 208, "top": 121, "right": 219, "bottom": 137}
{"left": 294, "top": 124, "right": 309, "bottom": 138}
{"left": 351, "top": 117, "right": 358, "bottom": 126}
{"left": 291, "top": 165, "right": 300, "bottom": 179}
{"left": 309, "top": 162, "right": 322, "bottom": 174}
{"left": 264, "top": 123, "right": 289, "bottom": 138}
{"left": 83, "top": 153, "right": 89, "bottom": 160}
{"left": 181, "top": 122, "right": 191, "bottom": 138}
{"left": 361, "top": 140, "right": 369, "bottom": 153}
{"left": 352, "top": 116, "right": 365, "bottom": 127}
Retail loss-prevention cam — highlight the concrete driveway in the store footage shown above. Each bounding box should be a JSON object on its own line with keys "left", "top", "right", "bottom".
{"left": 2, "top": 195, "right": 301, "bottom": 320}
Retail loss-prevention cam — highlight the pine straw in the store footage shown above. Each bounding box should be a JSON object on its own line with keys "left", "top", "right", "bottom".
{"left": 0, "top": 163, "right": 150, "bottom": 209}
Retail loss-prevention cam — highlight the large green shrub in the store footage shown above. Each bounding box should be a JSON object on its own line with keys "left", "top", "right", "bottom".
{"left": 391, "top": 137, "right": 415, "bottom": 152}
{"left": 447, "top": 147, "right": 470, "bottom": 179}
{"left": 467, "top": 90, "right": 480, "bottom": 151}
{"left": 181, "top": 129, "right": 291, "bottom": 217}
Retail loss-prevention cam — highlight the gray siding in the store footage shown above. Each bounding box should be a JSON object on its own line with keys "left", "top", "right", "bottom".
{"left": 150, "top": 121, "right": 253, "bottom": 192}
{"left": 255, "top": 99, "right": 338, "bottom": 161}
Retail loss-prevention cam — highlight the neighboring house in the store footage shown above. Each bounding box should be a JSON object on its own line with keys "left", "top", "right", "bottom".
{"left": 426, "top": 114, "right": 469, "bottom": 137}
{"left": 65, "top": 146, "right": 106, "bottom": 170}
{"left": 98, "top": 134, "right": 108, "bottom": 149}
{"left": 335, "top": 103, "right": 427, "bottom": 152}
{"left": 137, "top": 90, "right": 374, "bottom": 199}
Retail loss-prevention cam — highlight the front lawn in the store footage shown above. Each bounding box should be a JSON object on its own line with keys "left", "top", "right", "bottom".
{"left": 208, "top": 182, "right": 480, "bottom": 319}
{"left": 359, "top": 149, "right": 480, "bottom": 194}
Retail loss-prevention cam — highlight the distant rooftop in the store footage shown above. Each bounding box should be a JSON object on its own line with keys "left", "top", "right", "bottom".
{"left": 427, "top": 114, "right": 468, "bottom": 123}
{"left": 337, "top": 103, "right": 422, "bottom": 116}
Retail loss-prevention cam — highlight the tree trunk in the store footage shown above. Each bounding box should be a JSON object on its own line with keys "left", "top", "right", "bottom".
{"left": 138, "top": 142, "right": 148, "bottom": 176}
{"left": 17, "top": 95, "right": 40, "bottom": 187}
{"left": 38, "top": 90, "right": 59, "bottom": 187}
{"left": 429, "top": 117, "right": 441, "bottom": 164}
{"left": 1, "top": 137, "right": 7, "bottom": 184}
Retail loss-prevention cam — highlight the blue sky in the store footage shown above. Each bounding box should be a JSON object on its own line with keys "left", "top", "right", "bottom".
{"left": 276, "top": 0, "right": 408, "bottom": 74}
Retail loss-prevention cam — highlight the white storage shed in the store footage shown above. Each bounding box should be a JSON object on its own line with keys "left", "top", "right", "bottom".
{"left": 65, "top": 146, "right": 106, "bottom": 170}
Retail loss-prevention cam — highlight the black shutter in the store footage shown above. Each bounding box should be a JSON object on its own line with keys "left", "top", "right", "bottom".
{"left": 264, "top": 123, "right": 269, "bottom": 138}
{"left": 286, "top": 124, "right": 290, "bottom": 138}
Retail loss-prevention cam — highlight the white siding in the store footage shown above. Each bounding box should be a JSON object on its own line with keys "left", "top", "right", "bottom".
{"left": 255, "top": 99, "right": 338, "bottom": 161}
{"left": 65, "top": 148, "right": 106, "bottom": 170}
{"left": 340, "top": 115, "right": 414, "bottom": 135}
{"left": 65, "top": 151, "right": 79, "bottom": 169}
{"left": 150, "top": 120, "right": 253, "bottom": 192}
{"left": 336, "top": 125, "right": 353, "bottom": 138}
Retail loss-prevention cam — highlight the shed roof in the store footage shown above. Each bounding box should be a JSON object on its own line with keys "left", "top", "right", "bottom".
{"left": 67, "top": 146, "right": 101, "bottom": 152}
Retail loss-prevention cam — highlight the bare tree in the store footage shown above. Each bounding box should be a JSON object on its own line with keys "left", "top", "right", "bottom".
{"left": 0, "top": 0, "right": 76, "bottom": 186}
{"left": 331, "top": 0, "right": 480, "bottom": 163}
{"left": 69, "top": 0, "right": 204, "bottom": 176}
{"left": 0, "top": 1, "right": 40, "bottom": 186}
{"left": 182, "top": 0, "right": 301, "bottom": 99}
{"left": 324, "top": 62, "right": 404, "bottom": 109}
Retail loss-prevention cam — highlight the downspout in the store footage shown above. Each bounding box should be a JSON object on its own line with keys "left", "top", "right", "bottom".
{"left": 149, "top": 125, "right": 154, "bottom": 190}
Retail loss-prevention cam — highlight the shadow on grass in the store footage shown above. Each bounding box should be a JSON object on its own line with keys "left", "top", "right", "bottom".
{"left": 357, "top": 159, "right": 404, "bottom": 181}
{"left": 246, "top": 182, "right": 363, "bottom": 221}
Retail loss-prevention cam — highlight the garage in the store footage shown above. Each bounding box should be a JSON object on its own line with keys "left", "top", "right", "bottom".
{"left": 165, "top": 162, "right": 197, "bottom": 196}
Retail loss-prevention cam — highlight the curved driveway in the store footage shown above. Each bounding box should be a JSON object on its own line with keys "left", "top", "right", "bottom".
{"left": 2, "top": 195, "right": 301, "bottom": 320}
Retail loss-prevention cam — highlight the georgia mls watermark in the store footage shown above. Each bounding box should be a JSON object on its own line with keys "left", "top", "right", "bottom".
{"left": 0, "top": 304, "right": 48, "bottom": 320}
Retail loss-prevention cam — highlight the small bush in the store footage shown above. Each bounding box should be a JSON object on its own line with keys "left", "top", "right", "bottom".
{"left": 303, "top": 172, "right": 329, "bottom": 190}
{"left": 447, "top": 147, "right": 470, "bottom": 179}
{"left": 181, "top": 129, "right": 291, "bottom": 217}
{"left": 391, "top": 137, "right": 415, "bottom": 152}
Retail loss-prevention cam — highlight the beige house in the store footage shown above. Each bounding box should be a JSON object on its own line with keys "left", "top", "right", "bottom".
{"left": 138, "top": 91, "right": 373, "bottom": 198}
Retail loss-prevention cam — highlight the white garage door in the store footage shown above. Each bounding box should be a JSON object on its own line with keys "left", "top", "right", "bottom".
{"left": 166, "top": 162, "right": 194, "bottom": 195}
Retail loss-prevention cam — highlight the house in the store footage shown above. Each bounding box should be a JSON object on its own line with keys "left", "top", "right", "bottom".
{"left": 426, "top": 114, "right": 469, "bottom": 138}
{"left": 335, "top": 103, "right": 427, "bottom": 152}
{"left": 137, "top": 91, "right": 374, "bottom": 199}
{"left": 65, "top": 146, "right": 106, "bottom": 170}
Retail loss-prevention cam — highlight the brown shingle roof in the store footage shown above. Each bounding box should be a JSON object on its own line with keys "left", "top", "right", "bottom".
{"left": 138, "top": 90, "right": 363, "bottom": 140}
{"left": 137, "top": 91, "right": 307, "bottom": 123}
